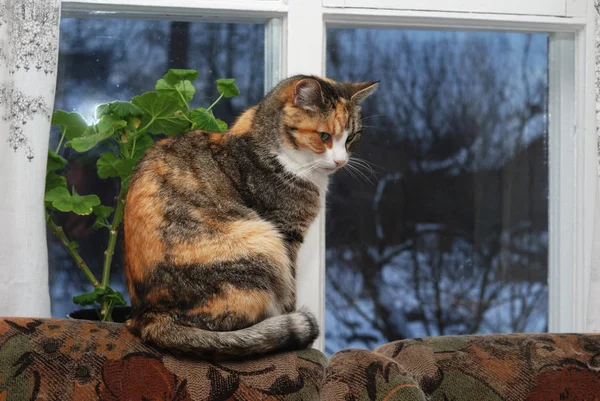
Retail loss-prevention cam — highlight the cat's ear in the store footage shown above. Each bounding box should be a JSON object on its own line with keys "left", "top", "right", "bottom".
{"left": 293, "top": 78, "right": 325, "bottom": 111}
{"left": 348, "top": 81, "right": 380, "bottom": 104}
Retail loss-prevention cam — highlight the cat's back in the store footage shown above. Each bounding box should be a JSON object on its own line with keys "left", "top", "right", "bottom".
{"left": 123, "top": 131, "right": 240, "bottom": 288}
{"left": 135, "top": 130, "right": 225, "bottom": 176}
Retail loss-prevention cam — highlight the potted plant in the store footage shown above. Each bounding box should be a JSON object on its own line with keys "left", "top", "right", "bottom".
{"left": 45, "top": 69, "right": 239, "bottom": 322}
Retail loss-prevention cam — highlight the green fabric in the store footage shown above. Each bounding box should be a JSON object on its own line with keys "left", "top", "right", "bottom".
{"left": 0, "top": 332, "right": 31, "bottom": 401}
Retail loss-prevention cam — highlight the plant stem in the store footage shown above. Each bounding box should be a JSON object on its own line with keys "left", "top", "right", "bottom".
{"left": 176, "top": 88, "right": 191, "bottom": 112}
{"left": 135, "top": 117, "right": 156, "bottom": 137}
{"left": 129, "top": 135, "right": 138, "bottom": 160}
{"left": 206, "top": 93, "right": 224, "bottom": 112}
{"left": 55, "top": 128, "right": 67, "bottom": 153}
{"left": 181, "top": 114, "right": 195, "bottom": 128}
{"left": 101, "top": 184, "right": 127, "bottom": 288}
{"left": 45, "top": 213, "right": 100, "bottom": 287}
{"left": 98, "top": 183, "right": 127, "bottom": 322}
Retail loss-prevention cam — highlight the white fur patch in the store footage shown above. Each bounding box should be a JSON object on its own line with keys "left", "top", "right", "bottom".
{"left": 276, "top": 130, "right": 350, "bottom": 193}
{"left": 328, "top": 130, "right": 349, "bottom": 168}
{"left": 276, "top": 148, "right": 330, "bottom": 192}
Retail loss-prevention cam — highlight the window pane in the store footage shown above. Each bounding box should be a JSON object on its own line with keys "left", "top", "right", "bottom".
{"left": 325, "top": 29, "right": 549, "bottom": 355}
{"left": 49, "top": 18, "right": 265, "bottom": 317}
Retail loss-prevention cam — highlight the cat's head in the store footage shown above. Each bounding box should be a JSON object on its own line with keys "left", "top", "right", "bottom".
{"left": 274, "top": 76, "right": 378, "bottom": 182}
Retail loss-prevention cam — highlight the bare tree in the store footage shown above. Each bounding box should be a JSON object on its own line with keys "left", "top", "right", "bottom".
{"left": 325, "top": 30, "right": 549, "bottom": 353}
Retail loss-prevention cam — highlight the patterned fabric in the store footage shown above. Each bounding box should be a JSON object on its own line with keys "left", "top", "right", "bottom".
{"left": 324, "top": 333, "right": 600, "bottom": 400}
{"left": 3, "top": 319, "right": 600, "bottom": 400}
{"left": 0, "top": 318, "right": 326, "bottom": 400}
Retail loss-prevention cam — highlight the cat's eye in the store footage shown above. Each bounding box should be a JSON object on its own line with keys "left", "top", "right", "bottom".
{"left": 347, "top": 131, "right": 360, "bottom": 143}
{"left": 319, "top": 132, "right": 331, "bottom": 142}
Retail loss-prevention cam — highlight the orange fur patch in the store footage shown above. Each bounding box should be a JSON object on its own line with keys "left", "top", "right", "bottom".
{"left": 167, "top": 165, "right": 201, "bottom": 193}
{"left": 229, "top": 107, "right": 256, "bottom": 136}
{"left": 279, "top": 80, "right": 298, "bottom": 104}
{"left": 189, "top": 286, "right": 274, "bottom": 322}
{"left": 152, "top": 159, "right": 169, "bottom": 176}
{"left": 169, "top": 218, "right": 289, "bottom": 271}
{"left": 281, "top": 98, "right": 350, "bottom": 153}
{"left": 124, "top": 170, "right": 166, "bottom": 301}
{"left": 156, "top": 137, "right": 174, "bottom": 146}
{"left": 144, "top": 288, "right": 172, "bottom": 304}
{"left": 331, "top": 101, "right": 349, "bottom": 135}
{"left": 168, "top": 218, "right": 294, "bottom": 313}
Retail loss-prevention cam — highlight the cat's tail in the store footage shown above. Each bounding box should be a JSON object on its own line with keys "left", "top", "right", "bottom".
{"left": 131, "top": 308, "right": 319, "bottom": 359}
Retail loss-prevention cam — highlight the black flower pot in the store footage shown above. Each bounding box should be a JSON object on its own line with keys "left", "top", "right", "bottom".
{"left": 67, "top": 306, "right": 132, "bottom": 323}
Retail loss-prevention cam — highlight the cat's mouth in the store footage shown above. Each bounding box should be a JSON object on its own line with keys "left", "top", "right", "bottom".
{"left": 321, "top": 167, "right": 339, "bottom": 174}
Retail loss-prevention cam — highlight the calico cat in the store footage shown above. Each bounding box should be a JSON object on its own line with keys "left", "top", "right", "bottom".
{"left": 123, "top": 75, "right": 378, "bottom": 359}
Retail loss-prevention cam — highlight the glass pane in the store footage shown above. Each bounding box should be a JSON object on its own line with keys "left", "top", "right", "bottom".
{"left": 49, "top": 18, "right": 265, "bottom": 318}
{"left": 325, "top": 29, "right": 549, "bottom": 355}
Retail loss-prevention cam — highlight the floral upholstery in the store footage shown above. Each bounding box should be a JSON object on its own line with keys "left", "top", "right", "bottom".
{"left": 323, "top": 333, "right": 600, "bottom": 400}
{"left": 0, "top": 318, "right": 325, "bottom": 400}
{"left": 1, "top": 318, "right": 600, "bottom": 400}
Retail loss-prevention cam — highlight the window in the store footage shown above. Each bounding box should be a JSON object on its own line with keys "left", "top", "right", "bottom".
{"left": 324, "top": 28, "right": 549, "bottom": 354}
{"left": 49, "top": 0, "right": 596, "bottom": 353}
{"left": 48, "top": 17, "right": 265, "bottom": 317}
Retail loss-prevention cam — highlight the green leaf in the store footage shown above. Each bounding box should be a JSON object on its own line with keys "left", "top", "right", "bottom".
{"left": 96, "top": 153, "right": 120, "bottom": 179}
{"left": 47, "top": 150, "right": 68, "bottom": 172}
{"left": 97, "top": 114, "right": 127, "bottom": 134}
{"left": 104, "top": 286, "right": 127, "bottom": 306}
{"left": 44, "top": 187, "right": 69, "bottom": 202}
{"left": 72, "top": 292, "right": 98, "bottom": 306}
{"left": 164, "top": 69, "right": 199, "bottom": 85}
{"left": 92, "top": 205, "right": 114, "bottom": 229}
{"left": 95, "top": 101, "right": 143, "bottom": 119}
{"left": 190, "top": 108, "right": 228, "bottom": 133}
{"left": 44, "top": 187, "right": 101, "bottom": 215}
{"left": 132, "top": 92, "right": 189, "bottom": 135}
{"left": 93, "top": 205, "right": 113, "bottom": 219}
{"left": 45, "top": 171, "right": 67, "bottom": 193}
{"left": 74, "top": 286, "right": 127, "bottom": 307}
{"left": 216, "top": 78, "right": 240, "bottom": 98}
{"left": 125, "top": 134, "right": 154, "bottom": 162}
{"left": 65, "top": 126, "right": 113, "bottom": 153}
{"left": 216, "top": 119, "right": 228, "bottom": 133}
{"left": 97, "top": 152, "right": 137, "bottom": 179}
{"left": 73, "top": 287, "right": 105, "bottom": 306}
{"left": 156, "top": 79, "right": 195, "bottom": 101}
{"left": 117, "top": 158, "right": 138, "bottom": 179}
{"left": 52, "top": 111, "right": 88, "bottom": 140}
{"left": 126, "top": 116, "right": 142, "bottom": 131}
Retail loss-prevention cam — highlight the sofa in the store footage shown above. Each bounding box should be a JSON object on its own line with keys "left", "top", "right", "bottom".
{"left": 1, "top": 317, "right": 599, "bottom": 400}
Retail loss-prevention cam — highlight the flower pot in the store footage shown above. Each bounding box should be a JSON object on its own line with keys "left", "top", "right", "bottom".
{"left": 67, "top": 306, "right": 132, "bottom": 323}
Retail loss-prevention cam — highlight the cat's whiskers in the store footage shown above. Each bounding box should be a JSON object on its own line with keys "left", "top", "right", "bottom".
{"left": 343, "top": 165, "right": 360, "bottom": 182}
{"left": 294, "top": 160, "right": 322, "bottom": 178}
{"left": 348, "top": 157, "right": 378, "bottom": 177}
{"left": 360, "top": 125, "right": 386, "bottom": 132}
{"left": 344, "top": 158, "right": 377, "bottom": 185}
{"left": 345, "top": 163, "right": 374, "bottom": 185}
{"left": 361, "top": 114, "right": 388, "bottom": 122}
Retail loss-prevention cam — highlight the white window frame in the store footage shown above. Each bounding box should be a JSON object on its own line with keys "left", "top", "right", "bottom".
{"left": 61, "top": 0, "right": 597, "bottom": 352}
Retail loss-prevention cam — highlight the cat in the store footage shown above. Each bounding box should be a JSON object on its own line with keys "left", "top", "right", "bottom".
{"left": 123, "top": 75, "right": 378, "bottom": 359}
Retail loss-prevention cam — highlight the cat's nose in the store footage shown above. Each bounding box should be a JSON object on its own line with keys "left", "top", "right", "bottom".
{"left": 334, "top": 159, "right": 346, "bottom": 167}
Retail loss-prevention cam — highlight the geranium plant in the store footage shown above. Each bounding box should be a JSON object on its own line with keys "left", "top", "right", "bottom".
{"left": 45, "top": 69, "right": 239, "bottom": 321}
